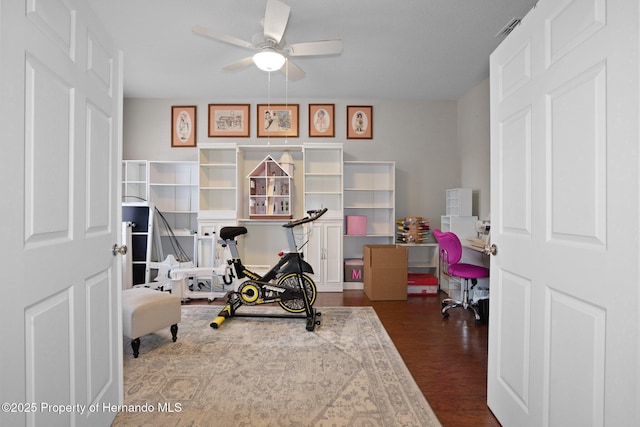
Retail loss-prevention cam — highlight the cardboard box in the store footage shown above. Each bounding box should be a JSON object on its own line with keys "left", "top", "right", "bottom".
{"left": 344, "top": 259, "right": 364, "bottom": 282}
{"left": 363, "top": 245, "right": 408, "bottom": 301}
{"left": 407, "top": 272, "right": 438, "bottom": 296}
{"left": 346, "top": 215, "right": 367, "bottom": 235}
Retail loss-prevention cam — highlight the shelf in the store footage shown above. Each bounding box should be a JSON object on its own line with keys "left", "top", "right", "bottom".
{"left": 198, "top": 144, "right": 238, "bottom": 217}
{"left": 343, "top": 161, "right": 395, "bottom": 263}
{"left": 122, "top": 160, "right": 148, "bottom": 203}
{"left": 304, "top": 144, "right": 343, "bottom": 218}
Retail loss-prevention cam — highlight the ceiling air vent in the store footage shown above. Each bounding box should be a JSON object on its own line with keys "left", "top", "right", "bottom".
{"left": 495, "top": 17, "right": 521, "bottom": 37}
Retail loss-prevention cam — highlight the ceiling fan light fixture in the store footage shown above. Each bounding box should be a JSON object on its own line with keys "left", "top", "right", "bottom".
{"left": 253, "top": 48, "right": 285, "bottom": 71}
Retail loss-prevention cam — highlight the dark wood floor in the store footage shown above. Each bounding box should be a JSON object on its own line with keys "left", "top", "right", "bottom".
{"left": 191, "top": 289, "right": 500, "bottom": 427}
{"left": 315, "top": 290, "right": 500, "bottom": 427}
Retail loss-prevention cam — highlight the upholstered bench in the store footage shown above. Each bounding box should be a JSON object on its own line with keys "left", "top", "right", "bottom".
{"left": 122, "top": 287, "right": 181, "bottom": 358}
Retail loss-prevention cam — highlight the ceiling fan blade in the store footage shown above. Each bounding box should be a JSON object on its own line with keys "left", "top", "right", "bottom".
{"left": 192, "top": 25, "right": 254, "bottom": 50}
{"left": 288, "top": 40, "right": 343, "bottom": 56}
{"left": 263, "top": 0, "right": 290, "bottom": 44}
{"left": 280, "top": 59, "right": 305, "bottom": 80}
{"left": 223, "top": 56, "right": 255, "bottom": 72}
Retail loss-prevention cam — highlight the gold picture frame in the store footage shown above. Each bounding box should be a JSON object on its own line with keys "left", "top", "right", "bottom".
{"left": 171, "top": 105, "right": 197, "bottom": 147}
{"left": 347, "top": 105, "right": 373, "bottom": 140}
{"left": 257, "top": 104, "right": 299, "bottom": 138}
{"left": 208, "top": 104, "right": 250, "bottom": 137}
{"left": 309, "top": 104, "right": 335, "bottom": 137}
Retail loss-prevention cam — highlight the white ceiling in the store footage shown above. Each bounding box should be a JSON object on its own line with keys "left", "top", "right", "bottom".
{"left": 87, "top": 0, "right": 537, "bottom": 101}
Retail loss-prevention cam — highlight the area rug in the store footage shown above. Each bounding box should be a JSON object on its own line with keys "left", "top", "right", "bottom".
{"left": 112, "top": 306, "right": 441, "bottom": 426}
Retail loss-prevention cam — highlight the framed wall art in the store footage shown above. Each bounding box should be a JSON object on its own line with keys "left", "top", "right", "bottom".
{"left": 309, "top": 104, "right": 335, "bottom": 137}
{"left": 347, "top": 105, "right": 373, "bottom": 139}
{"left": 171, "top": 105, "right": 197, "bottom": 147}
{"left": 208, "top": 104, "right": 250, "bottom": 137}
{"left": 257, "top": 104, "right": 299, "bottom": 138}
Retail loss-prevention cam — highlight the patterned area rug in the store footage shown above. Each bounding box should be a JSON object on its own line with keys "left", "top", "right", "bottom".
{"left": 113, "top": 306, "right": 441, "bottom": 426}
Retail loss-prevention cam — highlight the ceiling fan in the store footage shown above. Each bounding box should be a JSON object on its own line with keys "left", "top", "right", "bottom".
{"left": 192, "top": 0, "right": 343, "bottom": 80}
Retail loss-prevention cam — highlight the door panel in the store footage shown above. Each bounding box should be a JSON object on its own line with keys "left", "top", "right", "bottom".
{"left": 544, "top": 289, "right": 606, "bottom": 426}
{"left": 24, "top": 54, "right": 73, "bottom": 245}
{"left": 495, "top": 270, "right": 531, "bottom": 411}
{"left": 547, "top": 62, "right": 606, "bottom": 245}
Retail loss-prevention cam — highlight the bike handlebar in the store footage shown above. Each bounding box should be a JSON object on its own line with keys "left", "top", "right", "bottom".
{"left": 282, "top": 208, "right": 328, "bottom": 228}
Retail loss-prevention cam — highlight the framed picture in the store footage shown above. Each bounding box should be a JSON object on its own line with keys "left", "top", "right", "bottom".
{"left": 309, "top": 104, "right": 335, "bottom": 137}
{"left": 171, "top": 106, "right": 197, "bottom": 147}
{"left": 257, "top": 104, "right": 299, "bottom": 138}
{"left": 208, "top": 104, "right": 250, "bottom": 137}
{"left": 347, "top": 105, "right": 373, "bottom": 139}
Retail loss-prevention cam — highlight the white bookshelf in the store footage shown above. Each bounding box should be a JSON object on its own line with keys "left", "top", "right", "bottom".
{"left": 122, "top": 160, "right": 148, "bottom": 204}
{"left": 343, "top": 161, "right": 395, "bottom": 287}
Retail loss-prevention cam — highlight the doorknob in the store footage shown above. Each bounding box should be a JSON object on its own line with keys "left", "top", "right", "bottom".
{"left": 484, "top": 244, "right": 497, "bottom": 256}
{"left": 112, "top": 244, "right": 128, "bottom": 256}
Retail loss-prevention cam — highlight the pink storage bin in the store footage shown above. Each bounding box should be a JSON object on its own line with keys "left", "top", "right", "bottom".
{"left": 346, "top": 215, "right": 367, "bottom": 235}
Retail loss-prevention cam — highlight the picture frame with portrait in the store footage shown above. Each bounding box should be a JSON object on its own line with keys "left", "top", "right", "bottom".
{"left": 208, "top": 104, "right": 250, "bottom": 137}
{"left": 346, "top": 105, "right": 373, "bottom": 140}
{"left": 171, "top": 105, "right": 197, "bottom": 147}
{"left": 308, "top": 104, "right": 335, "bottom": 137}
{"left": 257, "top": 104, "right": 299, "bottom": 138}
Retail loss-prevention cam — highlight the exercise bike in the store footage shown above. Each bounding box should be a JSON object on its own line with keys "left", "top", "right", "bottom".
{"left": 210, "top": 208, "right": 327, "bottom": 331}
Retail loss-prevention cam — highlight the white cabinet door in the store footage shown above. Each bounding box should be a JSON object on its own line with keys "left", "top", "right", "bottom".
{"left": 306, "top": 221, "right": 343, "bottom": 291}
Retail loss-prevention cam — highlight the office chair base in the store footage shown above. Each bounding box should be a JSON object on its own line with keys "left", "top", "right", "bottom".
{"left": 442, "top": 297, "right": 483, "bottom": 325}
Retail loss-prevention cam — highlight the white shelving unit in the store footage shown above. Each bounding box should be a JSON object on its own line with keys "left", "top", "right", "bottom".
{"left": 342, "top": 161, "right": 395, "bottom": 288}
{"left": 148, "top": 161, "right": 198, "bottom": 231}
{"left": 343, "top": 162, "right": 395, "bottom": 246}
{"left": 122, "top": 160, "right": 148, "bottom": 204}
{"left": 303, "top": 143, "right": 343, "bottom": 220}
{"left": 445, "top": 188, "right": 472, "bottom": 216}
{"left": 302, "top": 143, "right": 343, "bottom": 291}
{"left": 198, "top": 143, "right": 238, "bottom": 220}
{"left": 148, "top": 161, "right": 198, "bottom": 262}
{"left": 124, "top": 143, "right": 344, "bottom": 292}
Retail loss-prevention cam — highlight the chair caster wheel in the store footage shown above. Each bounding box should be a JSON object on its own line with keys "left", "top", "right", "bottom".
{"left": 208, "top": 298, "right": 214, "bottom": 302}
{"left": 441, "top": 302, "right": 447, "bottom": 308}
{"left": 442, "top": 312, "right": 450, "bottom": 319}
{"left": 475, "top": 319, "right": 483, "bottom": 325}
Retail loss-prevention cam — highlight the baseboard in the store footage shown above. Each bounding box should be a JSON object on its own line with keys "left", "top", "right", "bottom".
{"left": 343, "top": 282, "right": 363, "bottom": 290}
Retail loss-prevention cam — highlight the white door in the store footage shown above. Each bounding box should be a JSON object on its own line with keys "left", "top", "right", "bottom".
{"left": 488, "top": 0, "right": 638, "bottom": 426}
{"left": 0, "top": 1, "right": 123, "bottom": 426}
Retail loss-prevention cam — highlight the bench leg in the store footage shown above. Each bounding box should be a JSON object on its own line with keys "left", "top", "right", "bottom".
{"left": 170, "top": 324, "right": 178, "bottom": 342}
{"left": 131, "top": 338, "right": 141, "bottom": 358}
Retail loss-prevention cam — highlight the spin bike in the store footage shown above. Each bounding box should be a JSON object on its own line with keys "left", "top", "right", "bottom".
{"left": 210, "top": 208, "right": 327, "bottom": 331}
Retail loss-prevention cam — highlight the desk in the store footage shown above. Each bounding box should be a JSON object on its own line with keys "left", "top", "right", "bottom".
{"left": 396, "top": 242, "right": 439, "bottom": 281}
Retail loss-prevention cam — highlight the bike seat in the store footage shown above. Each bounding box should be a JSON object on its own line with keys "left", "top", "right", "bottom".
{"left": 220, "top": 226, "right": 248, "bottom": 240}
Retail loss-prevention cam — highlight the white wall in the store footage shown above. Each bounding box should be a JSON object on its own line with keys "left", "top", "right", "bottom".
{"left": 123, "top": 82, "right": 490, "bottom": 229}
{"left": 457, "top": 78, "right": 491, "bottom": 221}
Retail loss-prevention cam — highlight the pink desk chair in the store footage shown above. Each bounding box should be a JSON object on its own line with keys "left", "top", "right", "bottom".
{"left": 433, "top": 229, "right": 489, "bottom": 325}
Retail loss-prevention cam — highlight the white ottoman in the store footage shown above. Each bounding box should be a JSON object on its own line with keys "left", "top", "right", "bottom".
{"left": 122, "top": 287, "right": 181, "bottom": 358}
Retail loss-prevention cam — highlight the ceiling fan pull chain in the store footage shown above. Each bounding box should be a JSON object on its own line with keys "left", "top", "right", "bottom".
{"left": 285, "top": 59, "right": 288, "bottom": 144}
{"left": 267, "top": 71, "right": 271, "bottom": 145}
